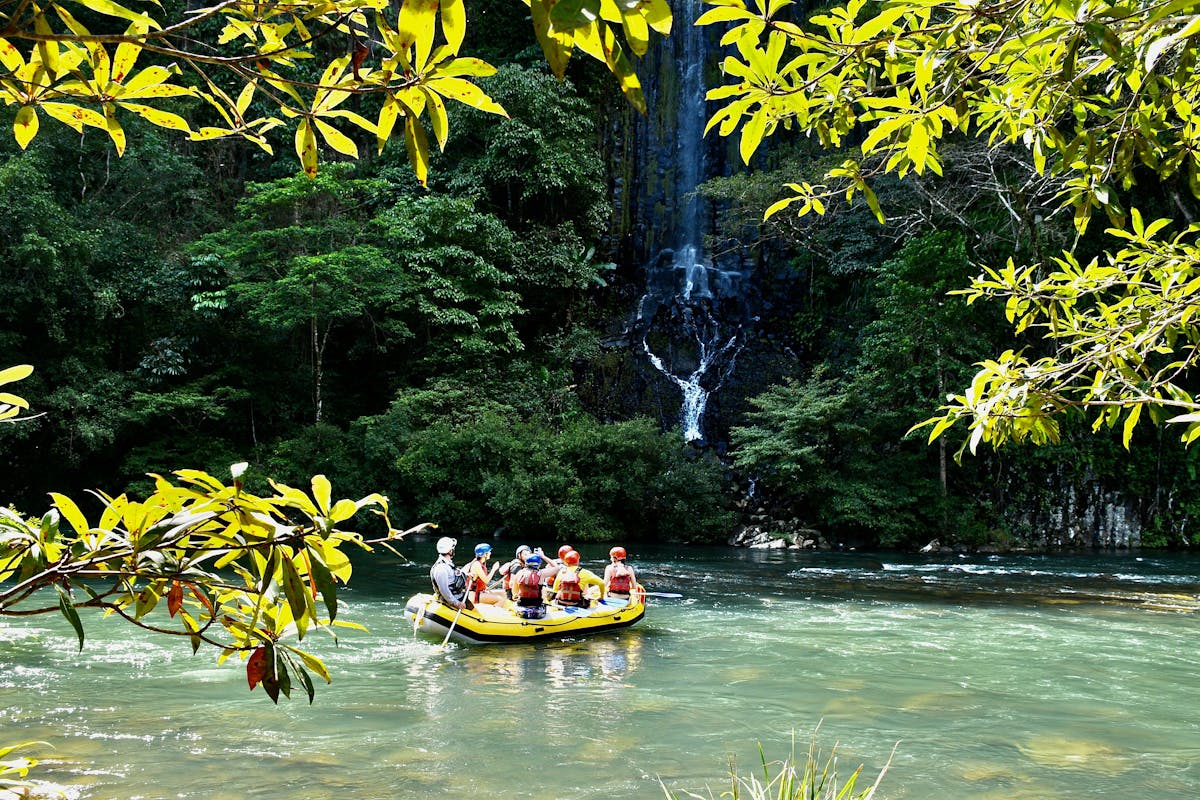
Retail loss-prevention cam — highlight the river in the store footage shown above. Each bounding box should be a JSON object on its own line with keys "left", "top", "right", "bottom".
{"left": 2, "top": 544, "right": 1198, "bottom": 799}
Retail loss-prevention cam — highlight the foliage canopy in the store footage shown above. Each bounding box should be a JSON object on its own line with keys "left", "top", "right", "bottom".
{"left": 699, "top": 0, "right": 1200, "bottom": 455}
{"left": 0, "top": 0, "right": 672, "bottom": 181}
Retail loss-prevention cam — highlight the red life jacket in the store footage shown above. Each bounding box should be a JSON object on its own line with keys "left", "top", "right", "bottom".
{"left": 608, "top": 562, "right": 633, "bottom": 593}
{"left": 556, "top": 568, "right": 583, "bottom": 606}
{"left": 514, "top": 568, "right": 543, "bottom": 603}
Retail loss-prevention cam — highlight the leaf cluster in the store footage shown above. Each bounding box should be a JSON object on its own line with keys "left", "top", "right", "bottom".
{"left": 0, "top": 0, "right": 673, "bottom": 180}
{"left": 700, "top": 0, "right": 1200, "bottom": 453}
{"left": 0, "top": 460, "right": 422, "bottom": 703}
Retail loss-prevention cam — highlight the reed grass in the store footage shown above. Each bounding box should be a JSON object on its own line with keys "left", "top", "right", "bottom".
{"left": 663, "top": 730, "right": 894, "bottom": 800}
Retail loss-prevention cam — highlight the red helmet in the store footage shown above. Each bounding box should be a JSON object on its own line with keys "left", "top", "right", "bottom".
{"left": 558, "top": 544, "right": 573, "bottom": 559}
{"left": 609, "top": 546, "right": 627, "bottom": 559}
{"left": 563, "top": 550, "right": 581, "bottom": 566}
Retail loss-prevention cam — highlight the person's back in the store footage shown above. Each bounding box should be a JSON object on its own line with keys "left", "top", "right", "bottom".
{"left": 552, "top": 550, "right": 603, "bottom": 607}
{"left": 500, "top": 545, "right": 532, "bottom": 600}
{"left": 512, "top": 553, "right": 547, "bottom": 618}
{"left": 604, "top": 546, "right": 637, "bottom": 601}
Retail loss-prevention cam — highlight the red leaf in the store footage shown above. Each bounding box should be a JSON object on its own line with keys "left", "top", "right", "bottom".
{"left": 246, "top": 646, "right": 268, "bottom": 690}
{"left": 167, "top": 581, "right": 183, "bottom": 618}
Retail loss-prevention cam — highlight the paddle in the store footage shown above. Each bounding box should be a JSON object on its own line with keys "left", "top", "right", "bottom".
{"left": 443, "top": 560, "right": 498, "bottom": 647}
{"left": 642, "top": 591, "right": 682, "bottom": 599}
{"left": 441, "top": 601, "right": 465, "bottom": 647}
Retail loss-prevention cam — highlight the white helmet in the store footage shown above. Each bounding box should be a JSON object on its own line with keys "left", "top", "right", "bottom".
{"left": 436, "top": 536, "right": 457, "bottom": 555}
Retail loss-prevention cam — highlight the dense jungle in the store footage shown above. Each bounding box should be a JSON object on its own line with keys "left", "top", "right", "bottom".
{"left": 3, "top": 0, "right": 1199, "bottom": 554}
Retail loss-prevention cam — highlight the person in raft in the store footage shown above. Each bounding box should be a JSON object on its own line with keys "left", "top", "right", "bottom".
{"left": 511, "top": 552, "right": 551, "bottom": 619}
{"left": 603, "top": 546, "right": 639, "bottom": 602}
{"left": 464, "top": 543, "right": 505, "bottom": 605}
{"left": 430, "top": 536, "right": 472, "bottom": 610}
{"left": 500, "top": 545, "right": 532, "bottom": 601}
{"left": 550, "top": 549, "right": 605, "bottom": 609}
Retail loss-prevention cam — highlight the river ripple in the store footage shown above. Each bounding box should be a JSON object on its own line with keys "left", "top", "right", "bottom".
{"left": 2, "top": 546, "right": 1198, "bottom": 799}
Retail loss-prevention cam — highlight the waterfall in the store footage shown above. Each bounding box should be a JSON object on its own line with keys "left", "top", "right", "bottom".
{"left": 635, "top": 0, "right": 749, "bottom": 444}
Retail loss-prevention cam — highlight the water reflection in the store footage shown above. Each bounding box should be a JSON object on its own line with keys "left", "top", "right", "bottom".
{"left": 456, "top": 630, "right": 644, "bottom": 696}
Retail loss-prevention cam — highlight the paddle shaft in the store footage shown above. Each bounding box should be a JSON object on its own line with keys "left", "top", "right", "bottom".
{"left": 441, "top": 601, "right": 465, "bottom": 647}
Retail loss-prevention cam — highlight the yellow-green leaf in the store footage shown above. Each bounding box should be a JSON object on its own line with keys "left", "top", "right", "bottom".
{"left": 311, "top": 475, "right": 332, "bottom": 517}
{"left": 1122, "top": 403, "right": 1142, "bottom": 449}
{"left": 531, "top": 0, "right": 573, "bottom": 78}
{"left": 118, "top": 102, "right": 192, "bottom": 133}
{"left": 39, "top": 102, "right": 105, "bottom": 134}
{"left": 313, "top": 117, "right": 358, "bottom": 158}
{"left": 441, "top": 0, "right": 467, "bottom": 55}
{"left": 0, "top": 364, "right": 34, "bottom": 386}
{"left": 0, "top": 37, "right": 25, "bottom": 72}
{"left": 427, "top": 77, "right": 508, "bottom": 117}
{"left": 431, "top": 57, "right": 497, "bottom": 79}
{"left": 13, "top": 106, "right": 38, "bottom": 150}
{"left": 405, "top": 115, "right": 430, "bottom": 187}
{"left": 281, "top": 645, "right": 331, "bottom": 683}
{"left": 73, "top": 0, "right": 162, "bottom": 29}
{"left": 102, "top": 103, "right": 126, "bottom": 155}
{"left": 907, "top": 121, "right": 929, "bottom": 174}
{"left": 49, "top": 493, "right": 89, "bottom": 538}
{"left": 295, "top": 118, "right": 318, "bottom": 178}
{"left": 111, "top": 39, "right": 140, "bottom": 84}
{"left": 420, "top": 87, "right": 448, "bottom": 150}
{"left": 398, "top": 0, "right": 439, "bottom": 72}
{"left": 740, "top": 107, "right": 766, "bottom": 164}
{"left": 376, "top": 95, "right": 402, "bottom": 154}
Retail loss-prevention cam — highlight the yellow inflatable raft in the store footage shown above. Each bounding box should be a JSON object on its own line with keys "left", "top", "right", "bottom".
{"left": 403, "top": 592, "right": 646, "bottom": 644}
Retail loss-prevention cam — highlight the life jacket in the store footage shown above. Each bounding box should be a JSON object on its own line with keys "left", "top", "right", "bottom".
{"left": 514, "top": 567, "right": 543, "bottom": 606}
{"left": 430, "top": 560, "right": 466, "bottom": 601}
{"left": 608, "top": 562, "right": 633, "bottom": 593}
{"left": 468, "top": 559, "right": 488, "bottom": 594}
{"left": 501, "top": 559, "right": 522, "bottom": 594}
{"left": 556, "top": 568, "right": 583, "bottom": 606}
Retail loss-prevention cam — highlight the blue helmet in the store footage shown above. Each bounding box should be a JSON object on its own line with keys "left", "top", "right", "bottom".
{"left": 475, "top": 543, "right": 492, "bottom": 558}
{"left": 524, "top": 553, "right": 543, "bottom": 568}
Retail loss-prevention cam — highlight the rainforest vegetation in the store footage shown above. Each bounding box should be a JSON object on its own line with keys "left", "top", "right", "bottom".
{"left": 3, "top": 0, "right": 1200, "bottom": 556}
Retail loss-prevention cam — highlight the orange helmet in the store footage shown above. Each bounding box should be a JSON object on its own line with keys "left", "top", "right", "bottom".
{"left": 563, "top": 550, "right": 581, "bottom": 566}
{"left": 558, "top": 544, "right": 573, "bottom": 559}
{"left": 609, "top": 546, "right": 627, "bottom": 559}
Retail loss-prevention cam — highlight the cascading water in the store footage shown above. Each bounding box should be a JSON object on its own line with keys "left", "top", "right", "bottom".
{"left": 634, "top": 0, "right": 750, "bottom": 444}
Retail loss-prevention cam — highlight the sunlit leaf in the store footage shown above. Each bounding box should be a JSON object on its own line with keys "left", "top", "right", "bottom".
{"left": 13, "top": 106, "right": 37, "bottom": 150}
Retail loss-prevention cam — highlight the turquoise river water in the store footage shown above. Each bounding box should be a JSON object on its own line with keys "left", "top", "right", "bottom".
{"left": 2, "top": 543, "right": 1199, "bottom": 799}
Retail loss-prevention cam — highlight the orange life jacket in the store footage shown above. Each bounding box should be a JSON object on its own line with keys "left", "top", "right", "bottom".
{"left": 556, "top": 568, "right": 583, "bottom": 606}
{"left": 608, "top": 562, "right": 633, "bottom": 593}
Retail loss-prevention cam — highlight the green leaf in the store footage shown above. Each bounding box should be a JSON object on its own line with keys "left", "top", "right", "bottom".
{"left": 307, "top": 547, "right": 339, "bottom": 621}
{"left": 550, "top": 0, "right": 601, "bottom": 32}
{"left": 280, "top": 553, "right": 313, "bottom": 640}
{"left": 56, "top": 584, "right": 85, "bottom": 651}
